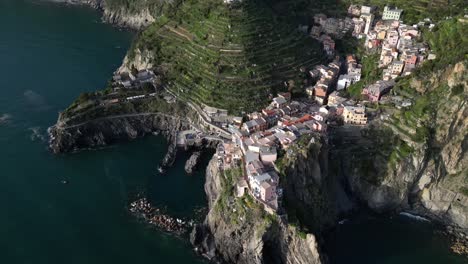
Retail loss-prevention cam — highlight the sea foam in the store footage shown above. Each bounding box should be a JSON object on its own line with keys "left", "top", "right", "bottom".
{"left": 399, "top": 212, "right": 430, "bottom": 222}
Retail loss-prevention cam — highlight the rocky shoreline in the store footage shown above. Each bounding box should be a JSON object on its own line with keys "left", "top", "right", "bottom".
{"left": 45, "top": 1, "right": 467, "bottom": 262}
{"left": 48, "top": 113, "right": 189, "bottom": 154}
{"left": 51, "top": 0, "right": 155, "bottom": 30}
{"left": 189, "top": 156, "right": 324, "bottom": 264}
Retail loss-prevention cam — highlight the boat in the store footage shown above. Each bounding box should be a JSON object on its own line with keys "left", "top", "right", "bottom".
{"left": 157, "top": 166, "right": 165, "bottom": 174}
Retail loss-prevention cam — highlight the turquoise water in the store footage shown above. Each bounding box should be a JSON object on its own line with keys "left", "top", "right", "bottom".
{"left": 0, "top": 1, "right": 205, "bottom": 263}
{"left": 1, "top": 1, "right": 466, "bottom": 264}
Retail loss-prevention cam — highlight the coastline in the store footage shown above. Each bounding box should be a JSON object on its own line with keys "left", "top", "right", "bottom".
{"left": 43, "top": 0, "right": 467, "bottom": 262}
{"left": 47, "top": 0, "right": 154, "bottom": 30}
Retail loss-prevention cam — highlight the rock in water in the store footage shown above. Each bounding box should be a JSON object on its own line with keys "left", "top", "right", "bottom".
{"left": 185, "top": 151, "right": 201, "bottom": 174}
{"left": 161, "top": 141, "right": 177, "bottom": 168}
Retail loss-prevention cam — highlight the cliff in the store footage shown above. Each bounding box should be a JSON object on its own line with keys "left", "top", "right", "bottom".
{"left": 277, "top": 134, "right": 345, "bottom": 232}
{"left": 191, "top": 156, "right": 324, "bottom": 264}
{"left": 49, "top": 112, "right": 189, "bottom": 153}
{"left": 332, "top": 62, "right": 467, "bottom": 233}
{"left": 56, "top": 0, "right": 157, "bottom": 29}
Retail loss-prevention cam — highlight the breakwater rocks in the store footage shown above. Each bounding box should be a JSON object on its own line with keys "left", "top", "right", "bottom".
{"left": 447, "top": 226, "right": 468, "bottom": 257}
{"left": 129, "top": 198, "right": 192, "bottom": 235}
{"left": 451, "top": 237, "right": 468, "bottom": 256}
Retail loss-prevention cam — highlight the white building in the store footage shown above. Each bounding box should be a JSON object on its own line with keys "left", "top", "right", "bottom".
{"left": 382, "top": 6, "right": 403, "bottom": 21}
{"left": 337, "top": 74, "right": 361, "bottom": 90}
{"left": 360, "top": 13, "right": 374, "bottom": 34}
{"left": 360, "top": 5, "right": 374, "bottom": 15}
{"left": 337, "top": 75, "right": 353, "bottom": 90}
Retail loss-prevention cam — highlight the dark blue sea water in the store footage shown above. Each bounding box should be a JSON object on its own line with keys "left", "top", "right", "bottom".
{"left": 0, "top": 1, "right": 465, "bottom": 264}
{"left": 325, "top": 214, "right": 467, "bottom": 264}
{"left": 0, "top": 1, "right": 206, "bottom": 263}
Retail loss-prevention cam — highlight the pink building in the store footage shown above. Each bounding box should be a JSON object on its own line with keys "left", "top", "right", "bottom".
{"left": 259, "top": 146, "right": 277, "bottom": 165}
{"left": 386, "top": 30, "right": 400, "bottom": 47}
{"left": 362, "top": 80, "right": 395, "bottom": 102}
{"left": 260, "top": 182, "right": 276, "bottom": 202}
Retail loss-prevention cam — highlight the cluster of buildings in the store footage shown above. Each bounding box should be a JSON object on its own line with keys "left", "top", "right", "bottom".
{"left": 306, "top": 58, "right": 341, "bottom": 104}
{"left": 311, "top": 14, "right": 355, "bottom": 38}
{"left": 337, "top": 55, "right": 362, "bottom": 90}
{"left": 326, "top": 92, "right": 368, "bottom": 125}
{"left": 216, "top": 93, "right": 329, "bottom": 212}
{"left": 309, "top": 5, "right": 435, "bottom": 104}
{"left": 376, "top": 23, "right": 429, "bottom": 80}
{"left": 347, "top": 5, "right": 435, "bottom": 87}
{"left": 318, "top": 35, "right": 336, "bottom": 56}
{"left": 112, "top": 69, "right": 157, "bottom": 90}
{"left": 303, "top": 55, "right": 368, "bottom": 126}
{"left": 209, "top": 4, "right": 443, "bottom": 216}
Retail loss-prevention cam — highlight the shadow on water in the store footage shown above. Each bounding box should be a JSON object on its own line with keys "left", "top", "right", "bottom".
{"left": 323, "top": 213, "right": 467, "bottom": 264}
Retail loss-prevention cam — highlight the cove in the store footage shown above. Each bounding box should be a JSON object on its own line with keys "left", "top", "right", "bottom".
{"left": 324, "top": 213, "right": 467, "bottom": 263}
{"left": 0, "top": 1, "right": 205, "bottom": 263}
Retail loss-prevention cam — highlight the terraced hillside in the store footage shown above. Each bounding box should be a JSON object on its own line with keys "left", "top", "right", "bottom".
{"left": 127, "top": 0, "right": 326, "bottom": 112}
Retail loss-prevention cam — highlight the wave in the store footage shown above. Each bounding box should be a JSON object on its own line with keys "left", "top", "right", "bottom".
{"left": 29, "top": 127, "right": 46, "bottom": 142}
{"left": 0, "top": 113, "right": 12, "bottom": 124}
{"left": 24, "top": 90, "right": 50, "bottom": 110}
{"left": 399, "top": 212, "right": 430, "bottom": 222}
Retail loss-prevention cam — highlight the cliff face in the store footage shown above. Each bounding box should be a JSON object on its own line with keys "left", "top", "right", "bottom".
{"left": 57, "top": 0, "right": 156, "bottom": 29}
{"left": 333, "top": 62, "right": 467, "bottom": 232}
{"left": 191, "top": 157, "right": 323, "bottom": 264}
{"left": 49, "top": 113, "right": 189, "bottom": 153}
{"left": 278, "top": 134, "right": 344, "bottom": 231}
{"left": 118, "top": 48, "right": 155, "bottom": 74}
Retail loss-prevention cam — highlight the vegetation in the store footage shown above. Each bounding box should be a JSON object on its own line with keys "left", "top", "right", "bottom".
{"left": 415, "top": 18, "right": 468, "bottom": 75}
{"left": 61, "top": 88, "right": 189, "bottom": 125}
{"left": 460, "top": 187, "right": 468, "bottom": 197}
{"left": 215, "top": 166, "right": 274, "bottom": 227}
{"left": 345, "top": 53, "right": 382, "bottom": 99}
{"left": 130, "top": 0, "right": 326, "bottom": 113}
{"left": 104, "top": 0, "right": 175, "bottom": 14}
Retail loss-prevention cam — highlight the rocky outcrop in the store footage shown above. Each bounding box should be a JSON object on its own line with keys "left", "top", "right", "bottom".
{"left": 49, "top": 113, "right": 189, "bottom": 153}
{"left": 101, "top": 7, "right": 155, "bottom": 30}
{"left": 191, "top": 157, "right": 324, "bottom": 264}
{"left": 278, "top": 134, "right": 342, "bottom": 231}
{"left": 118, "top": 48, "right": 155, "bottom": 74}
{"left": 54, "top": 0, "right": 156, "bottom": 30}
{"left": 331, "top": 62, "right": 468, "bottom": 235}
{"left": 185, "top": 151, "right": 201, "bottom": 174}
{"left": 161, "top": 137, "right": 178, "bottom": 168}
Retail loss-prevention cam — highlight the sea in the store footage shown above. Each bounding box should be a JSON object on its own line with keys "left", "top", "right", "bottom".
{"left": 0, "top": 0, "right": 465, "bottom": 263}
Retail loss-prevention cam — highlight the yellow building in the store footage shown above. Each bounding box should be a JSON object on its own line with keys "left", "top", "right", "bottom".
{"left": 343, "top": 106, "right": 367, "bottom": 125}
{"left": 377, "top": 30, "right": 387, "bottom": 40}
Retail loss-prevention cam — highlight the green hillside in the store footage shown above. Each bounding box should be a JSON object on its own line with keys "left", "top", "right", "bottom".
{"left": 129, "top": 0, "right": 326, "bottom": 112}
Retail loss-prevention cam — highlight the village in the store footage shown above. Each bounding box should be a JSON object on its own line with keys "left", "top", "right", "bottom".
{"left": 105, "top": 4, "right": 436, "bottom": 215}
{"left": 310, "top": 4, "right": 436, "bottom": 107}
{"left": 211, "top": 4, "right": 438, "bottom": 214}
